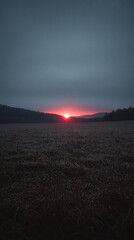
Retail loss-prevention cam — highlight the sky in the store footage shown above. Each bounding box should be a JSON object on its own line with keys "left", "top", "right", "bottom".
{"left": 0, "top": 0, "right": 134, "bottom": 116}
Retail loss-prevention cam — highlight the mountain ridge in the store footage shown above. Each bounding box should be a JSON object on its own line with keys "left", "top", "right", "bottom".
{"left": 0, "top": 104, "right": 106, "bottom": 123}
{"left": 78, "top": 112, "right": 107, "bottom": 119}
{"left": 0, "top": 104, "right": 64, "bottom": 123}
{"left": 1, "top": 104, "right": 133, "bottom": 123}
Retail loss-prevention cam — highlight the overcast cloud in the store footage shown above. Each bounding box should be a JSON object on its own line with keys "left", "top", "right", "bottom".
{"left": 0, "top": 0, "right": 133, "bottom": 114}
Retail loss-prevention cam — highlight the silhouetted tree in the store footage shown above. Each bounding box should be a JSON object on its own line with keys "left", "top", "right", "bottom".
{"left": 104, "top": 107, "right": 134, "bottom": 121}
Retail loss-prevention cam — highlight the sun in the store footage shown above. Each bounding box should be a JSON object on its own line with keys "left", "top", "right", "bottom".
{"left": 64, "top": 113, "right": 70, "bottom": 119}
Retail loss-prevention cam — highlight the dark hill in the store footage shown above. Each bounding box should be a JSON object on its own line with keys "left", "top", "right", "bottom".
{"left": 0, "top": 105, "right": 64, "bottom": 123}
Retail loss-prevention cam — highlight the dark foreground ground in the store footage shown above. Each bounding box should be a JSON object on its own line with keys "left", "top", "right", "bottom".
{"left": 0, "top": 121, "right": 134, "bottom": 240}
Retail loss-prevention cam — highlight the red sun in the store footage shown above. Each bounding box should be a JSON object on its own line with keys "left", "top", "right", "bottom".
{"left": 64, "top": 113, "right": 70, "bottom": 119}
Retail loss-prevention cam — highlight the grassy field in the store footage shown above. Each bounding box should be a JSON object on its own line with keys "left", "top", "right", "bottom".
{"left": 0, "top": 121, "right": 134, "bottom": 240}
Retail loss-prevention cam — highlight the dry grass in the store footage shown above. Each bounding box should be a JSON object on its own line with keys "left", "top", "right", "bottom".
{"left": 0, "top": 121, "right": 134, "bottom": 240}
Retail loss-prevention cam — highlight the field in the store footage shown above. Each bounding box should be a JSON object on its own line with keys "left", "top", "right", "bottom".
{"left": 0, "top": 121, "right": 134, "bottom": 240}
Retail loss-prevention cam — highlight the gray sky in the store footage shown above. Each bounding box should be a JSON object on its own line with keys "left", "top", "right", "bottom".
{"left": 0, "top": 0, "right": 134, "bottom": 115}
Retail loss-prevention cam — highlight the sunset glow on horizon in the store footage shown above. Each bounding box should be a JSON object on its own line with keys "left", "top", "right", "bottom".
{"left": 40, "top": 105, "right": 107, "bottom": 117}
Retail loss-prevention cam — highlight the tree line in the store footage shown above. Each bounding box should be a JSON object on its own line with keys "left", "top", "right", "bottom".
{"left": 104, "top": 107, "right": 134, "bottom": 121}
